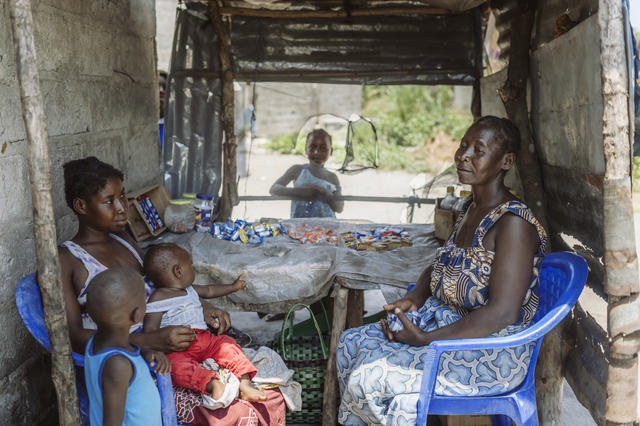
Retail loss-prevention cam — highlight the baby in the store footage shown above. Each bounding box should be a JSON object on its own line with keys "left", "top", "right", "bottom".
{"left": 142, "top": 243, "right": 266, "bottom": 405}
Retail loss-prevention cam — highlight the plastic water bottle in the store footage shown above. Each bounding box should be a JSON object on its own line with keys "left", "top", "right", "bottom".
{"left": 453, "top": 190, "right": 472, "bottom": 213}
{"left": 194, "top": 193, "right": 214, "bottom": 232}
{"left": 439, "top": 186, "right": 457, "bottom": 210}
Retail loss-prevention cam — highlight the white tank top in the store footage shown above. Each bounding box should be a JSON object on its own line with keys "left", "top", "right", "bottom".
{"left": 145, "top": 286, "right": 208, "bottom": 330}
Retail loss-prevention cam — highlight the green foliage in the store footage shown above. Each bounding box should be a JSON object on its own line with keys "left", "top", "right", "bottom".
{"left": 633, "top": 156, "right": 640, "bottom": 192}
{"left": 363, "top": 85, "right": 471, "bottom": 148}
{"left": 266, "top": 131, "right": 302, "bottom": 154}
{"left": 266, "top": 85, "right": 472, "bottom": 172}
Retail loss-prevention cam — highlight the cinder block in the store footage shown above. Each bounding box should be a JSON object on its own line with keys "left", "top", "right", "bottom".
{"left": 40, "top": 79, "right": 92, "bottom": 137}
{"left": 0, "top": 83, "right": 26, "bottom": 143}
{"left": 121, "top": 124, "right": 162, "bottom": 188}
{"left": 0, "top": 155, "right": 32, "bottom": 225}
{"left": 82, "top": 131, "right": 125, "bottom": 169}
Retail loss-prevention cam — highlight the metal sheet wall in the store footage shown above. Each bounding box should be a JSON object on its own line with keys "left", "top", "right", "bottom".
{"left": 229, "top": 13, "right": 482, "bottom": 85}
{"left": 163, "top": 7, "right": 224, "bottom": 199}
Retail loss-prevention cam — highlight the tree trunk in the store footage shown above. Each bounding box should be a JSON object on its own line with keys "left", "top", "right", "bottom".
{"left": 599, "top": 0, "right": 640, "bottom": 424}
{"left": 209, "top": 0, "right": 238, "bottom": 221}
{"left": 8, "top": 0, "right": 80, "bottom": 424}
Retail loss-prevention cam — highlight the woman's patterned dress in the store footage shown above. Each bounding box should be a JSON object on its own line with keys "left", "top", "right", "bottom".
{"left": 336, "top": 200, "right": 548, "bottom": 425}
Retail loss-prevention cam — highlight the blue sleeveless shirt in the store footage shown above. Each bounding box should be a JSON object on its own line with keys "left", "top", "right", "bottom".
{"left": 85, "top": 335, "right": 162, "bottom": 426}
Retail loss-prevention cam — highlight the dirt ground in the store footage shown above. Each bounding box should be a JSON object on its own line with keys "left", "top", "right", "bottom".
{"left": 231, "top": 142, "right": 596, "bottom": 425}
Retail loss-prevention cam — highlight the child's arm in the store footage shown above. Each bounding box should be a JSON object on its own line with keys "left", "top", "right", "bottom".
{"left": 271, "top": 165, "right": 321, "bottom": 201}
{"left": 325, "top": 171, "right": 344, "bottom": 213}
{"left": 143, "top": 290, "right": 168, "bottom": 333}
{"left": 193, "top": 272, "right": 247, "bottom": 298}
{"left": 142, "top": 349, "right": 171, "bottom": 375}
{"left": 101, "top": 355, "right": 133, "bottom": 426}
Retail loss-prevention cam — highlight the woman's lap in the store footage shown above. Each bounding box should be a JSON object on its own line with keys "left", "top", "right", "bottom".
{"left": 336, "top": 300, "right": 534, "bottom": 425}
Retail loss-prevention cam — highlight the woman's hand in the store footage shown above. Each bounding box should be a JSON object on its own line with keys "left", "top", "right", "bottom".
{"left": 155, "top": 325, "right": 196, "bottom": 352}
{"left": 143, "top": 350, "right": 171, "bottom": 375}
{"left": 380, "top": 309, "right": 428, "bottom": 346}
{"left": 203, "top": 302, "right": 231, "bottom": 335}
{"left": 383, "top": 297, "right": 418, "bottom": 315}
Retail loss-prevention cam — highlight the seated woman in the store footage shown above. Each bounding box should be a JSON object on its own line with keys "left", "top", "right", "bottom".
{"left": 58, "top": 156, "right": 285, "bottom": 425}
{"left": 337, "top": 116, "right": 548, "bottom": 425}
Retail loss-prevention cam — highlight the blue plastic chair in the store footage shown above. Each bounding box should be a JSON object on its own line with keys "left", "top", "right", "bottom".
{"left": 416, "top": 251, "right": 588, "bottom": 426}
{"left": 15, "top": 273, "right": 178, "bottom": 426}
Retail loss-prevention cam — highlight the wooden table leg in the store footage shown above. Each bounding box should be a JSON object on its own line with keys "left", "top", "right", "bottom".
{"left": 323, "top": 283, "right": 349, "bottom": 426}
{"left": 346, "top": 289, "right": 364, "bottom": 328}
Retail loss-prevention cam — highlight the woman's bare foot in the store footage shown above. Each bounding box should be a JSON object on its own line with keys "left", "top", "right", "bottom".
{"left": 206, "top": 378, "right": 226, "bottom": 400}
{"left": 239, "top": 378, "right": 266, "bottom": 402}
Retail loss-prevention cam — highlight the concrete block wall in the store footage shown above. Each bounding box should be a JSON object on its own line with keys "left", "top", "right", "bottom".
{"left": 0, "top": 0, "right": 160, "bottom": 423}
{"left": 252, "top": 82, "right": 363, "bottom": 138}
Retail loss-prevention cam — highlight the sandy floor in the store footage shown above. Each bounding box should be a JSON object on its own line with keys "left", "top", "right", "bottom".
{"left": 230, "top": 144, "right": 596, "bottom": 425}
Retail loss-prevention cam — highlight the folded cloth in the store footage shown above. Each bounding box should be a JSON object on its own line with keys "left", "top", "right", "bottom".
{"left": 243, "top": 346, "right": 302, "bottom": 411}
{"left": 386, "top": 310, "right": 422, "bottom": 332}
{"left": 199, "top": 358, "right": 240, "bottom": 410}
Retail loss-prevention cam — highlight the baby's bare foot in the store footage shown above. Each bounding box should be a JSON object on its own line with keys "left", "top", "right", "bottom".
{"left": 239, "top": 379, "right": 266, "bottom": 402}
{"left": 209, "top": 379, "right": 225, "bottom": 400}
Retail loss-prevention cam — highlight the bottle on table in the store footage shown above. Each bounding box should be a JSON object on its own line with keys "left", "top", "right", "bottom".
{"left": 453, "top": 190, "right": 472, "bottom": 213}
{"left": 439, "top": 186, "right": 457, "bottom": 210}
{"left": 164, "top": 199, "right": 196, "bottom": 233}
{"left": 194, "top": 193, "right": 214, "bottom": 232}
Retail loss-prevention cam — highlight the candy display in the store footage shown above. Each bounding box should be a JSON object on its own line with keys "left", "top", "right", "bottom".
{"left": 209, "top": 219, "right": 285, "bottom": 244}
{"left": 285, "top": 223, "right": 340, "bottom": 245}
{"left": 340, "top": 226, "right": 412, "bottom": 251}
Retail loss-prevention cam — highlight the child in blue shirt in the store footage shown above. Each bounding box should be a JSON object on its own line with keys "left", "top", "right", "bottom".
{"left": 84, "top": 267, "right": 170, "bottom": 426}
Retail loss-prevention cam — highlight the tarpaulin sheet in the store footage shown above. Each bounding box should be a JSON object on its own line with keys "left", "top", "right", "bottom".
{"left": 147, "top": 219, "right": 439, "bottom": 313}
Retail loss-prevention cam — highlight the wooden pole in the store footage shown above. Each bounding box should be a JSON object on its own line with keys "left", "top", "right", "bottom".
{"left": 497, "top": 2, "right": 562, "bottom": 424}
{"left": 209, "top": 0, "right": 238, "bottom": 221}
{"left": 498, "top": 0, "right": 548, "bottom": 231}
{"left": 323, "top": 281, "right": 349, "bottom": 426}
{"left": 599, "top": 0, "right": 640, "bottom": 424}
{"left": 8, "top": 0, "right": 80, "bottom": 424}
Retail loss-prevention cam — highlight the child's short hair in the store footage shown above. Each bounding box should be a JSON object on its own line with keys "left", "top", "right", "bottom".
{"left": 144, "top": 243, "right": 185, "bottom": 286}
{"left": 306, "top": 129, "right": 332, "bottom": 147}
{"left": 86, "top": 267, "right": 145, "bottom": 326}
{"left": 63, "top": 157, "right": 124, "bottom": 210}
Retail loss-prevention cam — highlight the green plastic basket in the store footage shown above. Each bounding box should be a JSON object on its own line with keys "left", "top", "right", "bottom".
{"left": 273, "top": 303, "right": 329, "bottom": 425}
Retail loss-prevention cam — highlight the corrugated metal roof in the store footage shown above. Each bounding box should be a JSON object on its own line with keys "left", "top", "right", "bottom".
{"left": 183, "top": 1, "right": 486, "bottom": 85}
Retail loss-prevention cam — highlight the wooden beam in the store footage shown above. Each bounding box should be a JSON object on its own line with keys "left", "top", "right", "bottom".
{"left": 219, "top": 6, "right": 454, "bottom": 19}
{"left": 210, "top": 0, "right": 239, "bottom": 220}
{"left": 238, "top": 194, "right": 436, "bottom": 204}
{"left": 599, "top": 0, "right": 639, "bottom": 424}
{"left": 7, "top": 0, "right": 80, "bottom": 424}
{"left": 498, "top": 0, "right": 548, "bottom": 231}
{"left": 497, "top": 1, "right": 561, "bottom": 423}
